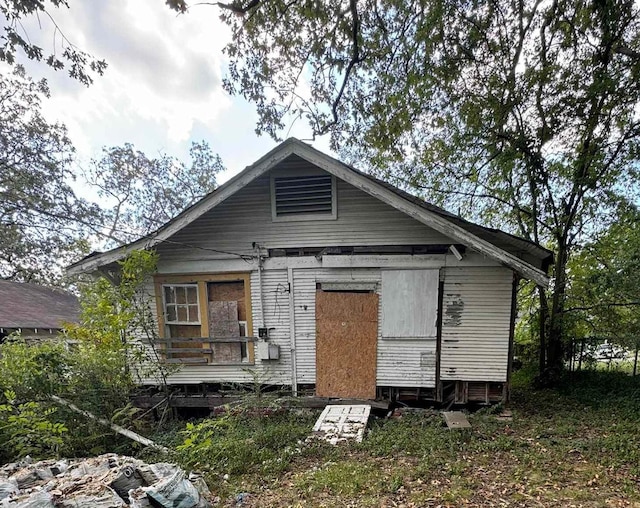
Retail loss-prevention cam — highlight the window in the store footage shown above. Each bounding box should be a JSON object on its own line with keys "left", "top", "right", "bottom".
{"left": 155, "top": 275, "right": 255, "bottom": 366}
{"left": 271, "top": 174, "right": 337, "bottom": 221}
{"left": 381, "top": 270, "right": 439, "bottom": 339}
{"left": 163, "top": 284, "right": 200, "bottom": 324}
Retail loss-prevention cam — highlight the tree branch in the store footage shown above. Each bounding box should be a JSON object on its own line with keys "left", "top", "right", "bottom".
{"left": 318, "top": 0, "right": 365, "bottom": 135}
{"left": 564, "top": 301, "right": 640, "bottom": 313}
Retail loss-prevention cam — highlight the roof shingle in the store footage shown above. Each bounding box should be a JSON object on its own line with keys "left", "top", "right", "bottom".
{"left": 0, "top": 281, "right": 80, "bottom": 330}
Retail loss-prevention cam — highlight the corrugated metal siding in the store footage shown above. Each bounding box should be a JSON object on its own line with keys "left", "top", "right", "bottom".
{"left": 292, "top": 268, "right": 436, "bottom": 388}
{"left": 155, "top": 157, "right": 452, "bottom": 263}
{"left": 377, "top": 340, "right": 437, "bottom": 387}
{"left": 440, "top": 267, "right": 513, "bottom": 382}
{"left": 291, "top": 270, "right": 316, "bottom": 384}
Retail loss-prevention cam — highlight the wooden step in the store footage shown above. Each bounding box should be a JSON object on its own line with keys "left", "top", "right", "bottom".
{"left": 442, "top": 411, "right": 471, "bottom": 429}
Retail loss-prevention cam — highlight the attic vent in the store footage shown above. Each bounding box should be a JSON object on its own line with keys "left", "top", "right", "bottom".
{"left": 272, "top": 174, "right": 336, "bottom": 220}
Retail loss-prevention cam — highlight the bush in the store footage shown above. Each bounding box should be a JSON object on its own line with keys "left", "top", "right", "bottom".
{"left": 0, "top": 251, "right": 169, "bottom": 462}
{"left": 0, "top": 390, "right": 67, "bottom": 462}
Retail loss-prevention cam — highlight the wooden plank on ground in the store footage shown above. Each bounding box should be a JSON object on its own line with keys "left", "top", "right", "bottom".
{"left": 442, "top": 411, "right": 471, "bottom": 429}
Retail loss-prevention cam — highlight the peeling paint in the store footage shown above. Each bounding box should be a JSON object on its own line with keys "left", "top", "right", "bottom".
{"left": 420, "top": 351, "right": 436, "bottom": 368}
{"left": 444, "top": 294, "right": 464, "bottom": 326}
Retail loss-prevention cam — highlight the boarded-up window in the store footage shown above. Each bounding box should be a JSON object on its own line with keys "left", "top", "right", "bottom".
{"left": 208, "top": 281, "right": 248, "bottom": 363}
{"left": 381, "top": 270, "right": 439, "bottom": 339}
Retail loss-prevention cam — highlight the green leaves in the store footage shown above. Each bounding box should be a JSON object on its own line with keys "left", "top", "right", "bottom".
{"left": 0, "top": 390, "right": 68, "bottom": 460}
{"left": 0, "top": 0, "right": 107, "bottom": 85}
{"left": 209, "top": 0, "right": 640, "bottom": 371}
{"left": 0, "top": 67, "right": 99, "bottom": 285}
{"left": 0, "top": 66, "right": 225, "bottom": 284}
{"left": 566, "top": 201, "right": 640, "bottom": 348}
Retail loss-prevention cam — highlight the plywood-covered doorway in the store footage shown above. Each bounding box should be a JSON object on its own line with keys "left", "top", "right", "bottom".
{"left": 315, "top": 290, "right": 379, "bottom": 399}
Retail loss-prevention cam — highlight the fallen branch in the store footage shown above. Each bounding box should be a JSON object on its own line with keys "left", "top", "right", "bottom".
{"left": 50, "top": 395, "right": 169, "bottom": 453}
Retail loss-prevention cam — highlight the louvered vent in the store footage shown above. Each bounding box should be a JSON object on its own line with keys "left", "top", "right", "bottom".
{"left": 273, "top": 175, "right": 334, "bottom": 217}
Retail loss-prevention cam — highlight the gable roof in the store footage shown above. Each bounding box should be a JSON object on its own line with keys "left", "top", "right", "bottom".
{"left": 0, "top": 281, "right": 80, "bottom": 330}
{"left": 68, "top": 138, "right": 552, "bottom": 286}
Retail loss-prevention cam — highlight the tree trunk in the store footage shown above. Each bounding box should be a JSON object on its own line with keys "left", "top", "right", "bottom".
{"left": 546, "top": 238, "right": 569, "bottom": 371}
{"left": 538, "top": 287, "right": 549, "bottom": 373}
{"left": 634, "top": 345, "right": 638, "bottom": 377}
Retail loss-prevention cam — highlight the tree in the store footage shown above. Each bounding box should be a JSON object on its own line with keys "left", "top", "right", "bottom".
{"left": 84, "top": 141, "right": 224, "bottom": 247}
{"left": 0, "top": 0, "right": 106, "bottom": 85}
{"left": 0, "top": 65, "right": 225, "bottom": 283}
{"left": 0, "top": 66, "right": 101, "bottom": 284}
{"left": 168, "top": 0, "right": 640, "bottom": 378}
{"left": 566, "top": 202, "right": 640, "bottom": 373}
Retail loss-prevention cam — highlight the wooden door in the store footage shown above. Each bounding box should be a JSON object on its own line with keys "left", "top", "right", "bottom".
{"left": 315, "top": 290, "right": 379, "bottom": 399}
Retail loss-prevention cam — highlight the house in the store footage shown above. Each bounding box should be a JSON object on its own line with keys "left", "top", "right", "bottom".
{"left": 68, "top": 139, "right": 552, "bottom": 404}
{"left": 0, "top": 280, "right": 80, "bottom": 341}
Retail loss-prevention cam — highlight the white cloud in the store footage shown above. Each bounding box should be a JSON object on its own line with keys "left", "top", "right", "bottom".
{"left": 11, "top": 1, "right": 335, "bottom": 181}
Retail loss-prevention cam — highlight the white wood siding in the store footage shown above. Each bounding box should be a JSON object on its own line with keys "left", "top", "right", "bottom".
{"left": 146, "top": 264, "right": 514, "bottom": 388}
{"left": 377, "top": 339, "right": 437, "bottom": 388}
{"left": 141, "top": 152, "right": 516, "bottom": 388}
{"left": 291, "top": 269, "right": 317, "bottom": 384}
{"left": 440, "top": 267, "right": 513, "bottom": 382}
{"left": 155, "top": 157, "right": 453, "bottom": 263}
{"left": 291, "top": 268, "right": 437, "bottom": 388}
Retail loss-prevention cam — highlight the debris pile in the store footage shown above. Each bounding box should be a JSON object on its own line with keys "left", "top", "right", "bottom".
{"left": 0, "top": 454, "right": 212, "bottom": 507}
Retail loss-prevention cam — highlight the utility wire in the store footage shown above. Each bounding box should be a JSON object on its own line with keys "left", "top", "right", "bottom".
{"left": 3, "top": 217, "right": 259, "bottom": 262}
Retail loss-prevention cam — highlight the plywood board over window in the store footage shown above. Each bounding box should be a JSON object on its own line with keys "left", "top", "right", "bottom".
{"left": 381, "top": 269, "right": 439, "bottom": 339}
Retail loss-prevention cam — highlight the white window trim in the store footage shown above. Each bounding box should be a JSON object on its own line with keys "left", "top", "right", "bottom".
{"left": 270, "top": 173, "right": 338, "bottom": 222}
{"left": 162, "top": 283, "right": 201, "bottom": 325}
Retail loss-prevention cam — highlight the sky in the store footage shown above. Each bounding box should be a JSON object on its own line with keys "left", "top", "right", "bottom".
{"left": 15, "top": 0, "right": 331, "bottom": 184}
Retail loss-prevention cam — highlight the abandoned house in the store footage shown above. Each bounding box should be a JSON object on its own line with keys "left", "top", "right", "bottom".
{"left": 0, "top": 280, "right": 80, "bottom": 342}
{"left": 68, "top": 138, "right": 552, "bottom": 405}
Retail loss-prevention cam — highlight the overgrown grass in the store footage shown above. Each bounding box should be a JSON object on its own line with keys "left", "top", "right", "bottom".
{"left": 158, "top": 370, "right": 640, "bottom": 507}
{"left": 173, "top": 408, "right": 317, "bottom": 476}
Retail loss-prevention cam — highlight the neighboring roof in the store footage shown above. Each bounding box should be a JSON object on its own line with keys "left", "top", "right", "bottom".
{"left": 68, "top": 138, "right": 552, "bottom": 286}
{"left": 0, "top": 280, "right": 80, "bottom": 330}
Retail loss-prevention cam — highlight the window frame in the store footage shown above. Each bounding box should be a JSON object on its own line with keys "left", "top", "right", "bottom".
{"left": 154, "top": 273, "right": 255, "bottom": 365}
{"left": 161, "top": 283, "right": 201, "bottom": 325}
{"left": 270, "top": 172, "right": 338, "bottom": 222}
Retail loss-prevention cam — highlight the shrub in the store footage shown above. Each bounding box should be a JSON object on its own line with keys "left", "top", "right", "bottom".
{"left": 0, "top": 390, "right": 67, "bottom": 461}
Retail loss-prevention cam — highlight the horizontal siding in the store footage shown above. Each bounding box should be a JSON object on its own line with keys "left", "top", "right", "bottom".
{"left": 440, "top": 267, "right": 513, "bottom": 382}
{"left": 292, "top": 270, "right": 317, "bottom": 384}
{"left": 377, "top": 339, "right": 436, "bottom": 387}
{"left": 293, "top": 268, "right": 436, "bottom": 388}
{"left": 293, "top": 268, "right": 381, "bottom": 385}
{"left": 156, "top": 156, "right": 453, "bottom": 263}
{"left": 140, "top": 265, "right": 515, "bottom": 387}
